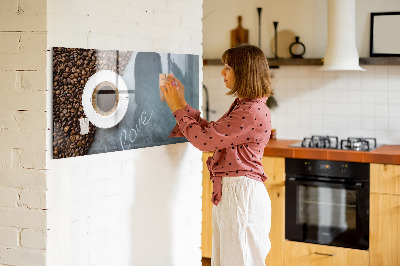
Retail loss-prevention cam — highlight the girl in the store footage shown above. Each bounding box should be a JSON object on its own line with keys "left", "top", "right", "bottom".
{"left": 161, "top": 44, "right": 273, "bottom": 266}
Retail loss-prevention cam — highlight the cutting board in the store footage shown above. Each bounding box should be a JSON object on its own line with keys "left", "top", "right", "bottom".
{"left": 231, "top": 16, "right": 249, "bottom": 48}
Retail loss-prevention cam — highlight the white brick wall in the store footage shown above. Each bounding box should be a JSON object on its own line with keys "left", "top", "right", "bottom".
{"left": 0, "top": 248, "right": 46, "bottom": 266}
{"left": 46, "top": 1, "right": 203, "bottom": 266}
{"left": 0, "top": 0, "right": 48, "bottom": 265}
{"left": 0, "top": 227, "right": 19, "bottom": 247}
{"left": 0, "top": 169, "right": 47, "bottom": 189}
{"left": 21, "top": 229, "right": 47, "bottom": 250}
{"left": 2, "top": 0, "right": 203, "bottom": 264}
{"left": 0, "top": 0, "right": 46, "bottom": 32}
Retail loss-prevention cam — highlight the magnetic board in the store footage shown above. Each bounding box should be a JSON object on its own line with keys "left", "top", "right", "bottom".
{"left": 52, "top": 47, "right": 199, "bottom": 159}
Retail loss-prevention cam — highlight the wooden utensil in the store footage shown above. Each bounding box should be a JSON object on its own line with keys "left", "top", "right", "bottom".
{"left": 231, "top": 16, "right": 249, "bottom": 48}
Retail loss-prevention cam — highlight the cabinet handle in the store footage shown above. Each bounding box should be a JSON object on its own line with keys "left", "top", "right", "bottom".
{"left": 314, "top": 252, "right": 335, "bottom": 257}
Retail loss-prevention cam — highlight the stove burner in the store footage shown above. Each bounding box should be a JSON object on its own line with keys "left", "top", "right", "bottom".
{"left": 295, "top": 136, "right": 378, "bottom": 151}
{"left": 301, "top": 135, "right": 339, "bottom": 149}
{"left": 340, "top": 137, "right": 377, "bottom": 151}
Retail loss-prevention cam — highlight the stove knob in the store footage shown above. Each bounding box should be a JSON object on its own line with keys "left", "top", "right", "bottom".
{"left": 305, "top": 162, "right": 312, "bottom": 171}
{"left": 340, "top": 164, "right": 347, "bottom": 174}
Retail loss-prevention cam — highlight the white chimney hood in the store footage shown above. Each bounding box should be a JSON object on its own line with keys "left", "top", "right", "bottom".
{"left": 320, "top": 0, "right": 365, "bottom": 71}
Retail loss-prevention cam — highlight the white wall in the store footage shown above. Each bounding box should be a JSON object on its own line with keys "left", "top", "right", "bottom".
{"left": 0, "top": 0, "right": 48, "bottom": 265}
{"left": 204, "top": 64, "right": 400, "bottom": 144}
{"left": 203, "top": 0, "right": 400, "bottom": 58}
{"left": 203, "top": 0, "right": 400, "bottom": 145}
{"left": 203, "top": 0, "right": 326, "bottom": 59}
{"left": 46, "top": 0, "right": 203, "bottom": 266}
{"left": 271, "top": 65, "right": 400, "bottom": 144}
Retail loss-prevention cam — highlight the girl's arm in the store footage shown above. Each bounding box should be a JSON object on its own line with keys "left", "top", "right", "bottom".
{"left": 169, "top": 104, "right": 211, "bottom": 137}
{"left": 161, "top": 77, "right": 211, "bottom": 137}
{"left": 171, "top": 106, "right": 257, "bottom": 152}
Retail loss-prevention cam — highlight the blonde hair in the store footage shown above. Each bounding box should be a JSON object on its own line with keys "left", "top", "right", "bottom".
{"left": 221, "top": 44, "right": 273, "bottom": 99}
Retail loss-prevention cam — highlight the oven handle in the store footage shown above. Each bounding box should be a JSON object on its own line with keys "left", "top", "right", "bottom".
{"left": 286, "top": 177, "right": 364, "bottom": 189}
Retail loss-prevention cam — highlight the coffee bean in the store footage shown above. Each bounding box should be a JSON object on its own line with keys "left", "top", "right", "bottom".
{"left": 52, "top": 47, "right": 132, "bottom": 158}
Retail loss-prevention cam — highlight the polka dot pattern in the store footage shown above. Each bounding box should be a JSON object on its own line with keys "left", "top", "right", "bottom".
{"left": 169, "top": 97, "right": 272, "bottom": 206}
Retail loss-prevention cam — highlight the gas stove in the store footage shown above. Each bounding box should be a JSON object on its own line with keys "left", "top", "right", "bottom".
{"left": 289, "top": 135, "right": 381, "bottom": 151}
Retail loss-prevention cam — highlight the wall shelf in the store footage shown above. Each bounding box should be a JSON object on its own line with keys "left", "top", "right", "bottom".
{"left": 268, "top": 58, "right": 323, "bottom": 67}
{"left": 203, "top": 58, "right": 323, "bottom": 67}
{"left": 359, "top": 57, "right": 400, "bottom": 65}
{"left": 203, "top": 57, "right": 400, "bottom": 68}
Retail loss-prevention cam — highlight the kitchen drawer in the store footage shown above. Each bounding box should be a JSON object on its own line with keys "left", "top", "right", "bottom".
{"left": 284, "top": 240, "right": 369, "bottom": 266}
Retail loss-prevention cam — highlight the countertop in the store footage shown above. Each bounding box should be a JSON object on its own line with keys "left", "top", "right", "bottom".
{"left": 263, "top": 139, "right": 400, "bottom": 165}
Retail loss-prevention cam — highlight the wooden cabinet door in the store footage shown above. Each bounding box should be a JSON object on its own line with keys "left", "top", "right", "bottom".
{"left": 262, "top": 156, "right": 285, "bottom": 265}
{"left": 264, "top": 184, "right": 284, "bottom": 266}
{"left": 202, "top": 152, "right": 213, "bottom": 258}
{"left": 284, "top": 241, "right": 369, "bottom": 266}
{"left": 262, "top": 156, "right": 285, "bottom": 186}
{"left": 370, "top": 163, "right": 400, "bottom": 195}
{"left": 370, "top": 193, "right": 400, "bottom": 266}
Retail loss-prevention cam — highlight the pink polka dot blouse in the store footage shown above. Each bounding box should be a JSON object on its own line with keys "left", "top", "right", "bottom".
{"left": 169, "top": 97, "right": 272, "bottom": 206}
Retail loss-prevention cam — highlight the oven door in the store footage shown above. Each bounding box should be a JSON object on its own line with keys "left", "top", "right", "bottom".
{"left": 285, "top": 177, "right": 369, "bottom": 250}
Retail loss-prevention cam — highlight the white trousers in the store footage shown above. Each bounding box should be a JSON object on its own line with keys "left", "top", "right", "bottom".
{"left": 212, "top": 176, "right": 271, "bottom": 266}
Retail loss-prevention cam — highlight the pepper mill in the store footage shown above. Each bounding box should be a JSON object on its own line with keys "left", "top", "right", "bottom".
{"left": 273, "top": 21, "right": 279, "bottom": 58}
{"left": 257, "top": 8, "right": 262, "bottom": 48}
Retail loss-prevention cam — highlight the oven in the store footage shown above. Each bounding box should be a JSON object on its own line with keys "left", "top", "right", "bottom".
{"left": 285, "top": 158, "right": 370, "bottom": 250}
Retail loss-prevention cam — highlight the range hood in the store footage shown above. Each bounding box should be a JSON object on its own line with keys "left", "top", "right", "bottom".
{"left": 320, "top": 0, "right": 365, "bottom": 71}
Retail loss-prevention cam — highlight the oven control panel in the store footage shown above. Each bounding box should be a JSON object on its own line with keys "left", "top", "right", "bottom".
{"left": 318, "top": 162, "right": 332, "bottom": 173}
{"left": 286, "top": 158, "right": 369, "bottom": 180}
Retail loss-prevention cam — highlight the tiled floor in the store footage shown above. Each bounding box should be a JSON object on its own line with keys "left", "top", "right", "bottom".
{"left": 202, "top": 257, "right": 211, "bottom": 266}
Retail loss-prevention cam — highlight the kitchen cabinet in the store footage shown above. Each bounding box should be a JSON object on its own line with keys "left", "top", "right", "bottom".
{"left": 202, "top": 152, "right": 213, "bottom": 258}
{"left": 261, "top": 156, "right": 285, "bottom": 266}
{"left": 370, "top": 163, "right": 400, "bottom": 266}
{"left": 370, "top": 163, "right": 400, "bottom": 195}
{"left": 284, "top": 241, "right": 369, "bottom": 266}
{"left": 201, "top": 154, "right": 286, "bottom": 266}
{"left": 261, "top": 156, "right": 285, "bottom": 186}
{"left": 370, "top": 193, "right": 400, "bottom": 266}
{"left": 260, "top": 141, "right": 400, "bottom": 266}
{"left": 264, "top": 184, "right": 284, "bottom": 265}
{"left": 202, "top": 155, "right": 400, "bottom": 265}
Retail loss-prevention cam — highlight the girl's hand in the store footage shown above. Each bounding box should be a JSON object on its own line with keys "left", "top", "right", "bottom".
{"left": 160, "top": 78, "right": 184, "bottom": 113}
{"left": 171, "top": 77, "right": 187, "bottom": 108}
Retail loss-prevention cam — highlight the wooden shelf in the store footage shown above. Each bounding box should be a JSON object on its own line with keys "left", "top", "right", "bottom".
{"left": 203, "top": 57, "right": 400, "bottom": 67}
{"left": 268, "top": 58, "right": 322, "bottom": 67}
{"left": 359, "top": 57, "right": 400, "bottom": 65}
{"left": 202, "top": 59, "right": 223, "bottom": 66}
{"left": 203, "top": 58, "right": 323, "bottom": 67}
